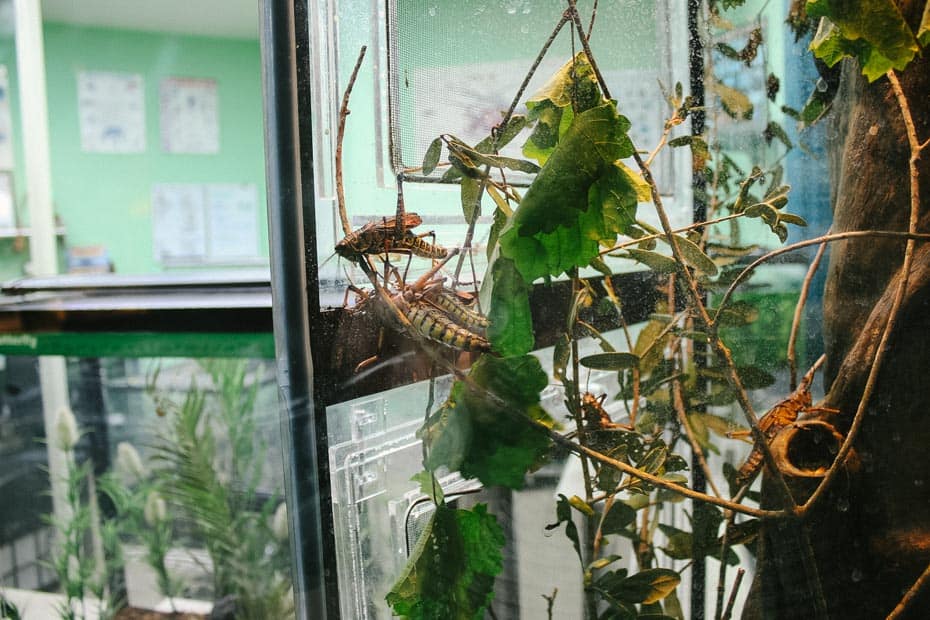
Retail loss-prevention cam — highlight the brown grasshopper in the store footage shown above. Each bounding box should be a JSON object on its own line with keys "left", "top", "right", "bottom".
{"left": 335, "top": 213, "right": 447, "bottom": 261}
{"left": 729, "top": 354, "right": 837, "bottom": 488}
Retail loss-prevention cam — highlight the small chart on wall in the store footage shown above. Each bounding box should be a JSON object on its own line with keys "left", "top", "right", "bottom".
{"left": 151, "top": 183, "right": 259, "bottom": 266}
{"left": 77, "top": 71, "right": 146, "bottom": 153}
{"left": 160, "top": 77, "right": 220, "bottom": 154}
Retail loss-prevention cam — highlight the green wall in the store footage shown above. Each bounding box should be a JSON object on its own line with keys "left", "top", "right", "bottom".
{"left": 0, "top": 23, "right": 266, "bottom": 278}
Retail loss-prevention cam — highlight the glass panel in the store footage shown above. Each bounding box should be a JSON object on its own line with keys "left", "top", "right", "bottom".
{"left": 304, "top": 0, "right": 930, "bottom": 617}
{"left": 0, "top": 353, "right": 295, "bottom": 619}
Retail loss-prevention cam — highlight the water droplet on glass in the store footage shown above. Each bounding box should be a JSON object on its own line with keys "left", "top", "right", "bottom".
{"left": 522, "top": 3, "right": 532, "bottom": 13}
{"left": 507, "top": 6, "right": 517, "bottom": 14}
{"left": 428, "top": 5, "right": 438, "bottom": 16}
{"left": 851, "top": 568, "right": 863, "bottom": 582}
{"left": 836, "top": 498, "right": 849, "bottom": 512}
{"left": 816, "top": 78, "right": 828, "bottom": 92}
{"left": 915, "top": 478, "right": 925, "bottom": 487}
{"left": 520, "top": 24, "right": 529, "bottom": 34}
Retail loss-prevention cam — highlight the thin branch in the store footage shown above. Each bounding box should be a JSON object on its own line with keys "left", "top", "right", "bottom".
{"left": 715, "top": 229, "right": 930, "bottom": 321}
{"left": 787, "top": 236, "right": 828, "bottom": 391}
{"left": 600, "top": 212, "right": 745, "bottom": 256}
{"left": 545, "top": 427, "right": 785, "bottom": 519}
{"left": 886, "top": 560, "right": 930, "bottom": 619}
{"left": 720, "top": 568, "right": 746, "bottom": 620}
{"left": 799, "top": 70, "right": 923, "bottom": 518}
{"left": 585, "top": 0, "right": 599, "bottom": 41}
{"left": 335, "top": 46, "right": 367, "bottom": 237}
{"left": 672, "top": 377, "right": 722, "bottom": 498}
{"left": 565, "top": 0, "right": 611, "bottom": 101}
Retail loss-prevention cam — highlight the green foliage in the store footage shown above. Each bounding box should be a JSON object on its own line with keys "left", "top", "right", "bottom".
{"left": 487, "top": 257, "right": 535, "bottom": 356}
{"left": 150, "top": 360, "right": 293, "bottom": 620}
{"left": 420, "top": 355, "right": 556, "bottom": 489}
{"left": 386, "top": 504, "right": 505, "bottom": 620}
{"left": 44, "top": 432, "right": 124, "bottom": 620}
{"left": 808, "top": 0, "right": 919, "bottom": 81}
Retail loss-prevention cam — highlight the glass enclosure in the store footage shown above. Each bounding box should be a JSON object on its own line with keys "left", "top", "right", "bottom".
{"left": 2, "top": 0, "right": 929, "bottom": 619}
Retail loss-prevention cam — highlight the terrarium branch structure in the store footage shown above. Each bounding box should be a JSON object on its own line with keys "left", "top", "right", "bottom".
{"left": 887, "top": 559, "right": 930, "bottom": 619}
{"left": 632, "top": 147, "right": 798, "bottom": 510}
{"left": 787, "top": 236, "right": 828, "bottom": 391}
{"left": 600, "top": 213, "right": 746, "bottom": 256}
{"left": 545, "top": 427, "right": 784, "bottom": 519}
{"left": 716, "top": 229, "right": 930, "bottom": 317}
{"left": 335, "top": 45, "right": 367, "bottom": 238}
{"left": 720, "top": 567, "right": 745, "bottom": 620}
{"left": 798, "top": 68, "right": 927, "bottom": 519}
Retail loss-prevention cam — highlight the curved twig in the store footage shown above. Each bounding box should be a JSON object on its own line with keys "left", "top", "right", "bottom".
{"left": 335, "top": 46, "right": 368, "bottom": 237}
{"left": 787, "top": 235, "right": 829, "bottom": 391}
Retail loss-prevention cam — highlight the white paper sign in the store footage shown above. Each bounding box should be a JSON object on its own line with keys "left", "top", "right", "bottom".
{"left": 160, "top": 77, "right": 219, "bottom": 154}
{"left": 78, "top": 71, "right": 146, "bottom": 153}
{"left": 206, "top": 184, "right": 258, "bottom": 258}
{"left": 152, "top": 184, "right": 207, "bottom": 260}
{"left": 0, "top": 66, "right": 14, "bottom": 170}
{"left": 152, "top": 183, "right": 259, "bottom": 264}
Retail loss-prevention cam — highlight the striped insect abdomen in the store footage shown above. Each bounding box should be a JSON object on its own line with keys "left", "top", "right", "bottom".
{"left": 395, "top": 232, "right": 448, "bottom": 259}
{"left": 407, "top": 303, "right": 490, "bottom": 352}
{"left": 427, "top": 289, "right": 489, "bottom": 333}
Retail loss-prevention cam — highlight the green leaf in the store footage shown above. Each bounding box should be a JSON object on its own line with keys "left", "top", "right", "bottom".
{"left": 486, "top": 207, "right": 509, "bottom": 260}
{"left": 422, "top": 137, "right": 443, "bottom": 176}
{"left": 612, "top": 568, "right": 681, "bottom": 604}
{"left": 461, "top": 177, "right": 482, "bottom": 225}
{"left": 710, "top": 79, "right": 753, "bottom": 120}
{"left": 547, "top": 494, "right": 584, "bottom": 566}
{"left": 511, "top": 103, "right": 634, "bottom": 237}
{"left": 671, "top": 235, "right": 718, "bottom": 276}
{"left": 763, "top": 121, "right": 793, "bottom": 149}
{"left": 580, "top": 352, "right": 640, "bottom": 370}
{"left": 526, "top": 52, "right": 603, "bottom": 112}
{"left": 568, "top": 495, "right": 595, "bottom": 517}
{"left": 475, "top": 114, "right": 528, "bottom": 152}
{"left": 658, "top": 524, "right": 693, "bottom": 560}
{"left": 807, "top": 0, "right": 918, "bottom": 81}
{"left": 595, "top": 161, "right": 648, "bottom": 240}
{"left": 624, "top": 249, "right": 678, "bottom": 274}
{"left": 421, "top": 355, "right": 555, "bottom": 489}
{"left": 487, "top": 258, "right": 534, "bottom": 356}
{"left": 779, "top": 212, "right": 808, "bottom": 226}
{"left": 386, "top": 503, "right": 505, "bottom": 619}
{"left": 600, "top": 502, "right": 637, "bottom": 536}
{"left": 501, "top": 199, "right": 607, "bottom": 282}
{"left": 412, "top": 470, "right": 444, "bottom": 505}
{"left": 589, "top": 554, "right": 624, "bottom": 571}
{"left": 715, "top": 300, "right": 760, "bottom": 326}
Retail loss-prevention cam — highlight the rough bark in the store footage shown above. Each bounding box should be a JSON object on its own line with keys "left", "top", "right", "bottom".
{"left": 747, "top": 2, "right": 930, "bottom": 617}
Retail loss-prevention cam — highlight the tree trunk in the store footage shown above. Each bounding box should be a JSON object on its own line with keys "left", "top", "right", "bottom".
{"left": 746, "top": 2, "right": 930, "bottom": 617}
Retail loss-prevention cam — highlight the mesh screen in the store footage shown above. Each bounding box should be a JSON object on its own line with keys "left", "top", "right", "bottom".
{"left": 386, "top": 0, "right": 674, "bottom": 190}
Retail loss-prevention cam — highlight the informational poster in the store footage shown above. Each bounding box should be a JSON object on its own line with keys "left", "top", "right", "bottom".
{"left": 160, "top": 78, "right": 220, "bottom": 154}
{"left": 205, "top": 184, "right": 258, "bottom": 258}
{"left": 151, "top": 184, "right": 207, "bottom": 261}
{"left": 152, "top": 183, "right": 258, "bottom": 264}
{"left": 0, "top": 65, "right": 14, "bottom": 170}
{"left": 77, "top": 71, "right": 146, "bottom": 153}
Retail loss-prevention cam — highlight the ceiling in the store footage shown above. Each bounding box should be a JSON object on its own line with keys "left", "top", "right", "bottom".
{"left": 40, "top": 0, "right": 259, "bottom": 39}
